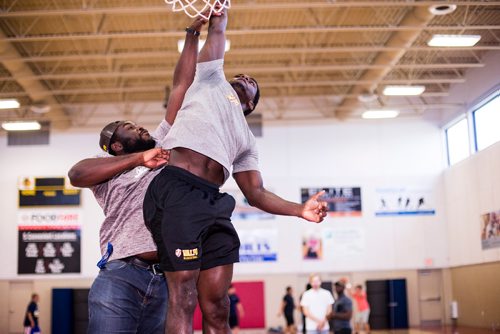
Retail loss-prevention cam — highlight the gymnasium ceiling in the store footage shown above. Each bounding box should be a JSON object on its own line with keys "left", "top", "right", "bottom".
{"left": 0, "top": 0, "right": 499, "bottom": 130}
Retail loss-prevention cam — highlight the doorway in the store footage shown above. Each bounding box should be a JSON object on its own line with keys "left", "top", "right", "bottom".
{"left": 418, "top": 269, "right": 444, "bottom": 327}
{"left": 8, "top": 281, "right": 34, "bottom": 334}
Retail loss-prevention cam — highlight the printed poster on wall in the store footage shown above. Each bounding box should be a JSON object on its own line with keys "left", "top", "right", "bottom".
{"left": 481, "top": 210, "right": 500, "bottom": 250}
{"left": 301, "top": 187, "right": 362, "bottom": 217}
{"left": 17, "top": 209, "right": 81, "bottom": 274}
{"left": 238, "top": 229, "right": 278, "bottom": 262}
{"left": 225, "top": 188, "right": 275, "bottom": 220}
{"left": 375, "top": 187, "right": 436, "bottom": 216}
{"left": 302, "top": 229, "right": 323, "bottom": 260}
{"left": 322, "top": 227, "right": 365, "bottom": 259}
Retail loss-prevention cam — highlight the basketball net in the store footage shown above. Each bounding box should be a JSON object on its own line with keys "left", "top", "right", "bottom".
{"left": 164, "top": 0, "right": 230, "bottom": 19}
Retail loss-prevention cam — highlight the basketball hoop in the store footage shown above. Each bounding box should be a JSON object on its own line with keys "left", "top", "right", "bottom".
{"left": 164, "top": 0, "right": 230, "bottom": 20}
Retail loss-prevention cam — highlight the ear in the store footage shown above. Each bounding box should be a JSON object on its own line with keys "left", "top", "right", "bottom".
{"left": 110, "top": 141, "right": 123, "bottom": 154}
{"left": 247, "top": 100, "right": 255, "bottom": 112}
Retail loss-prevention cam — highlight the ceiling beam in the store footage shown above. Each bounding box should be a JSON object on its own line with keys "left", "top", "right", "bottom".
{"left": 1, "top": 2, "right": 499, "bottom": 17}
{"left": 336, "top": 5, "right": 436, "bottom": 118}
{"left": 4, "top": 25, "right": 499, "bottom": 42}
{"left": 0, "top": 79, "right": 464, "bottom": 98}
{"left": 0, "top": 63, "right": 483, "bottom": 82}
{"left": 2, "top": 46, "right": 499, "bottom": 63}
{"left": 0, "top": 29, "right": 70, "bottom": 129}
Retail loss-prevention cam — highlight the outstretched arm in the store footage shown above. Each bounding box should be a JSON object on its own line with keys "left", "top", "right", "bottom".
{"left": 68, "top": 148, "right": 169, "bottom": 188}
{"left": 198, "top": 7, "right": 227, "bottom": 63}
{"left": 233, "top": 170, "right": 327, "bottom": 222}
{"left": 165, "top": 13, "right": 211, "bottom": 124}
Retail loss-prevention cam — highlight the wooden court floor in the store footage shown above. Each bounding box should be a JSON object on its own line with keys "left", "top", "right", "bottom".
{"left": 213, "top": 327, "right": 496, "bottom": 334}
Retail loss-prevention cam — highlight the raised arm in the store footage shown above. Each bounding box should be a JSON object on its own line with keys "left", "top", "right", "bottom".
{"left": 197, "top": 7, "right": 228, "bottom": 63}
{"left": 68, "top": 148, "right": 168, "bottom": 188}
{"left": 233, "top": 170, "right": 327, "bottom": 222}
{"left": 164, "top": 13, "right": 211, "bottom": 124}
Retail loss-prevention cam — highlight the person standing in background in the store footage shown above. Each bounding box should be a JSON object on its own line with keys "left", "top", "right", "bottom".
{"left": 23, "top": 293, "right": 40, "bottom": 334}
{"left": 352, "top": 285, "right": 370, "bottom": 334}
{"left": 278, "top": 286, "right": 297, "bottom": 333}
{"left": 330, "top": 281, "right": 353, "bottom": 334}
{"left": 300, "top": 283, "right": 312, "bottom": 334}
{"left": 228, "top": 284, "right": 245, "bottom": 334}
{"left": 300, "top": 274, "right": 334, "bottom": 334}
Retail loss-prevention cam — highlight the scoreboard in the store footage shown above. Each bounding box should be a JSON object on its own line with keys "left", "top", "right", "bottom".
{"left": 18, "top": 176, "right": 80, "bottom": 207}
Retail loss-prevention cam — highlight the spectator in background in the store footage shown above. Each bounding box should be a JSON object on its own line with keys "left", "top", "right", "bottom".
{"left": 228, "top": 284, "right": 245, "bottom": 334}
{"left": 330, "top": 281, "right": 353, "bottom": 334}
{"left": 23, "top": 293, "right": 40, "bottom": 334}
{"left": 278, "top": 286, "right": 297, "bottom": 333}
{"left": 299, "top": 283, "right": 312, "bottom": 334}
{"left": 352, "top": 285, "right": 370, "bottom": 334}
{"left": 300, "top": 274, "right": 334, "bottom": 334}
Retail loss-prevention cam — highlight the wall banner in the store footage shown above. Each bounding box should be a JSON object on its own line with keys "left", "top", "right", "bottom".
{"left": 17, "top": 209, "right": 81, "bottom": 274}
{"left": 238, "top": 229, "right": 278, "bottom": 262}
{"left": 375, "top": 187, "right": 436, "bottom": 216}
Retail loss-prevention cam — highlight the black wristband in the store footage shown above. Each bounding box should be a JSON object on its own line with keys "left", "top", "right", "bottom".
{"left": 185, "top": 27, "right": 200, "bottom": 36}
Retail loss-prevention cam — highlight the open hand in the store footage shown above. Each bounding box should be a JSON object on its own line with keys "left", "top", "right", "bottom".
{"left": 141, "top": 148, "right": 169, "bottom": 169}
{"left": 301, "top": 190, "right": 328, "bottom": 223}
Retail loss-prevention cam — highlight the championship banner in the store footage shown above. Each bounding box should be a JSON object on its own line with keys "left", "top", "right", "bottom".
{"left": 17, "top": 209, "right": 82, "bottom": 274}
{"left": 481, "top": 210, "right": 500, "bottom": 250}
{"left": 225, "top": 188, "right": 275, "bottom": 220}
{"left": 18, "top": 176, "right": 80, "bottom": 207}
{"left": 374, "top": 187, "right": 436, "bottom": 216}
{"left": 238, "top": 229, "right": 278, "bottom": 262}
{"left": 301, "top": 187, "right": 362, "bottom": 217}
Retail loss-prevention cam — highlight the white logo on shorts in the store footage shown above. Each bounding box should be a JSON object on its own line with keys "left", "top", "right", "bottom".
{"left": 175, "top": 249, "right": 182, "bottom": 258}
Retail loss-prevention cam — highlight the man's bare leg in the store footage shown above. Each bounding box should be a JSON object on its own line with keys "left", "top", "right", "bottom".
{"left": 164, "top": 270, "right": 200, "bottom": 334}
{"left": 197, "top": 264, "right": 234, "bottom": 334}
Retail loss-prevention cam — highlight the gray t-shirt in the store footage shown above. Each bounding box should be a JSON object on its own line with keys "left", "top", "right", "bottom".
{"left": 332, "top": 294, "right": 353, "bottom": 331}
{"left": 91, "top": 120, "right": 171, "bottom": 261}
{"left": 163, "top": 59, "right": 259, "bottom": 183}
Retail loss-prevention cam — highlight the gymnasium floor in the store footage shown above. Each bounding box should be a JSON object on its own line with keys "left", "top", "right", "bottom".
{"left": 207, "top": 328, "right": 496, "bottom": 334}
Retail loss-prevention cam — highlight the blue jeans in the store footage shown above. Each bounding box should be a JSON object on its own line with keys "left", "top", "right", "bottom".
{"left": 88, "top": 259, "right": 168, "bottom": 334}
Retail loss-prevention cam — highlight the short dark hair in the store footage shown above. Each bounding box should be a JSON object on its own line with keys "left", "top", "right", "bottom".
{"left": 286, "top": 286, "right": 292, "bottom": 292}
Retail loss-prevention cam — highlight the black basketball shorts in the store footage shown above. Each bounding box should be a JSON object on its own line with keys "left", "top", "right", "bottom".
{"left": 143, "top": 165, "right": 240, "bottom": 272}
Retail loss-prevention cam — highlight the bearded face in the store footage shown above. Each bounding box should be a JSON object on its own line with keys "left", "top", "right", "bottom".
{"left": 122, "top": 136, "right": 156, "bottom": 154}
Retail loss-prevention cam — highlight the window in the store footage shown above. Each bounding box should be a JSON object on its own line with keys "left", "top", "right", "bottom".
{"left": 446, "top": 118, "right": 470, "bottom": 165}
{"left": 473, "top": 93, "right": 500, "bottom": 151}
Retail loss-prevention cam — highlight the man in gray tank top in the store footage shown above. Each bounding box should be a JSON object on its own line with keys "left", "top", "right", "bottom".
{"left": 68, "top": 13, "right": 212, "bottom": 334}
{"left": 143, "top": 8, "right": 328, "bottom": 334}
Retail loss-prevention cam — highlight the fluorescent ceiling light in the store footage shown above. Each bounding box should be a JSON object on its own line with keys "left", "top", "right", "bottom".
{"left": 2, "top": 121, "right": 41, "bottom": 131}
{"left": 362, "top": 110, "right": 400, "bottom": 119}
{"left": 177, "top": 39, "right": 231, "bottom": 53}
{"left": 427, "top": 34, "right": 481, "bottom": 47}
{"left": 0, "top": 99, "right": 20, "bottom": 109}
{"left": 383, "top": 85, "right": 426, "bottom": 96}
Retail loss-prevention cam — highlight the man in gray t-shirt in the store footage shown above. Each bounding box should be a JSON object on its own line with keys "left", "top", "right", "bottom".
{"left": 68, "top": 13, "right": 211, "bottom": 334}
{"left": 330, "top": 281, "right": 353, "bottom": 334}
{"left": 143, "top": 8, "right": 328, "bottom": 334}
